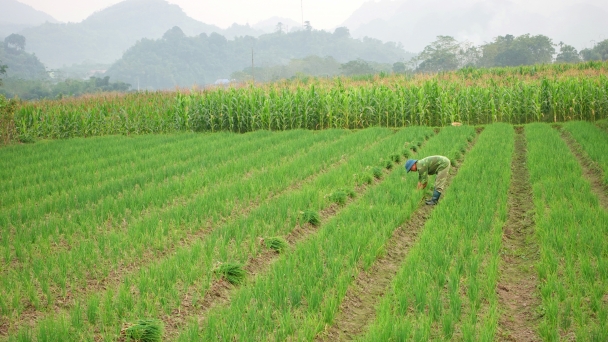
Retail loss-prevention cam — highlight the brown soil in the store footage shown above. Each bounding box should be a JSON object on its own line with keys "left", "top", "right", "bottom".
{"left": 559, "top": 130, "right": 608, "bottom": 210}
{"left": 316, "top": 132, "right": 478, "bottom": 341}
{"left": 496, "top": 128, "right": 540, "bottom": 341}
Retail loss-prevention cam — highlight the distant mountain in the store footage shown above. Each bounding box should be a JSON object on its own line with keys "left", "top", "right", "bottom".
{"left": 0, "top": 0, "right": 58, "bottom": 39}
{"left": 19, "top": 0, "right": 262, "bottom": 68}
{"left": 0, "top": 44, "right": 48, "bottom": 80}
{"left": 105, "top": 26, "right": 410, "bottom": 90}
{"left": 253, "top": 17, "right": 303, "bottom": 33}
{"left": 343, "top": 0, "right": 608, "bottom": 52}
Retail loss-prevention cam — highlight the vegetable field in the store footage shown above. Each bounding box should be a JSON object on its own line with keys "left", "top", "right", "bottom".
{"left": 1, "top": 121, "right": 607, "bottom": 341}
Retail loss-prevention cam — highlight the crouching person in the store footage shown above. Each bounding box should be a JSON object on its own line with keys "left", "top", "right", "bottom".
{"left": 404, "top": 156, "right": 451, "bottom": 205}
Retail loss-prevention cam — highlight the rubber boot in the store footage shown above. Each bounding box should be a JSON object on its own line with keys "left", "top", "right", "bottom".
{"left": 425, "top": 190, "right": 441, "bottom": 205}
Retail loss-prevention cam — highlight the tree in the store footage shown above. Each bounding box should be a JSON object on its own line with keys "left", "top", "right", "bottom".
{"left": 392, "top": 61, "right": 406, "bottom": 73}
{"left": 275, "top": 22, "right": 285, "bottom": 34}
{"left": 162, "top": 26, "right": 186, "bottom": 41}
{"left": 304, "top": 21, "right": 312, "bottom": 32}
{"left": 0, "top": 60, "right": 6, "bottom": 86}
{"left": 416, "top": 36, "right": 461, "bottom": 73}
{"left": 340, "top": 59, "right": 375, "bottom": 76}
{"left": 580, "top": 39, "right": 608, "bottom": 61}
{"left": 555, "top": 42, "right": 581, "bottom": 63}
{"left": 478, "top": 34, "right": 555, "bottom": 67}
{"left": 4, "top": 34, "right": 26, "bottom": 51}
{"left": 333, "top": 27, "right": 350, "bottom": 39}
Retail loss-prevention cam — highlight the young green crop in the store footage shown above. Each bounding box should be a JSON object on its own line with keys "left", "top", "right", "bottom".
{"left": 123, "top": 319, "right": 164, "bottom": 342}
{"left": 563, "top": 121, "right": 608, "bottom": 185}
{"left": 6, "top": 127, "right": 413, "bottom": 339}
{"left": 525, "top": 123, "right": 608, "bottom": 340}
{"left": 263, "top": 237, "right": 289, "bottom": 254}
{"left": 360, "top": 123, "right": 513, "bottom": 341}
{"left": 0, "top": 129, "right": 354, "bottom": 322}
{"left": 170, "top": 126, "right": 470, "bottom": 341}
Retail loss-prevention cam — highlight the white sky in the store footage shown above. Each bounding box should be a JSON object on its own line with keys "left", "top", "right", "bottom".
{"left": 15, "top": 0, "right": 369, "bottom": 29}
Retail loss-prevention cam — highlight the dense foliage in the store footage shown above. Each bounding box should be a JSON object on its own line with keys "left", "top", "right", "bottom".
{"left": 412, "top": 35, "right": 608, "bottom": 74}
{"left": 7, "top": 61, "right": 608, "bottom": 142}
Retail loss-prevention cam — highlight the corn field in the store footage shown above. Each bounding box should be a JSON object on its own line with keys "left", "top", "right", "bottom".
{"left": 2, "top": 61, "right": 608, "bottom": 142}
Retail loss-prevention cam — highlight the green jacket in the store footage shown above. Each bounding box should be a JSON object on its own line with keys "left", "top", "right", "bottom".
{"left": 417, "top": 155, "right": 450, "bottom": 185}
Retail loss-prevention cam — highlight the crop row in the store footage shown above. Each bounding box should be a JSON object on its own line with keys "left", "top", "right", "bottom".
{"left": 171, "top": 126, "right": 474, "bottom": 341}
{"left": 359, "top": 123, "right": 513, "bottom": 341}
{"left": 2, "top": 126, "right": 425, "bottom": 340}
{"left": 0, "top": 128, "right": 378, "bottom": 325}
{"left": 0, "top": 129, "right": 329, "bottom": 266}
{"left": 563, "top": 121, "right": 608, "bottom": 185}
{"left": 525, "top": 124, "right": 608, "bottom": 340}
{"left": 0, "top": 131, "right": 264, "bottom": 218}
{"left": 4, "top": 128, "right": 440, "bottom": 338}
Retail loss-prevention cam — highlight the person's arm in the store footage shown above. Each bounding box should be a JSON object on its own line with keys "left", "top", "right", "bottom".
{"left": 418, "top": 167, "right": 428, "bottom": 190}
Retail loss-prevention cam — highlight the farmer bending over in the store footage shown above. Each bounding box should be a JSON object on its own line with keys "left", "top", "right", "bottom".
{"left": 404, "top": 156, "right": 451, "bottom": 205}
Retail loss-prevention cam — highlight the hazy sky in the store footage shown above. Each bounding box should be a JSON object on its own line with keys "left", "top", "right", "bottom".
{"left": 16, "top": 0, "right": 368, "bottom": 29}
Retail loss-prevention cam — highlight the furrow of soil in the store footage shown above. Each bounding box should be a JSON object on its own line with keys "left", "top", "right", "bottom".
{"left": 559, "top": 129, "right": 608, "bottom": 209}
{"left": 315, "top": 132, "right": 479, "bottom": 342}
{"left": 160, "top": 148, "right": 411, "bottom": 339}
{"left": 496, "top": 127, "right": 540, "bottom": 342}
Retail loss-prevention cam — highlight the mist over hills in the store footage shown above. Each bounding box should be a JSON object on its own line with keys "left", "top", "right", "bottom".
{"left": 17, "top": 0, "right": 264, "bottom": 68}
{"left": 343, "top": 0, "right": 608, "bottom": 52}
{"left": 0, "top": 0, "right": 58, "bottom": 39}
{"left": 104, "top": 25, "right": 410, "bottom": 90}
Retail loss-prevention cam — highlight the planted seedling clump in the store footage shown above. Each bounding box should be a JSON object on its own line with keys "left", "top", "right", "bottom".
{"left": 263, "top": 237, "right": 289, "bottom": 254}
{"left": 122, "top": 319, "right": 163, "bottom": 342}
{"left": 302, "top": 209, "right": 321, "bottom": 226}
{"left": 390, "top": 154, "right": 402, "bottom": 163}
{"left": 382, "top": 159, "right": 393, "bottom": 170}
{"left": 372, "top": 167, "right": 384, "bottom": 179}
{"left": 359, "top": 173, "right": 374, "bottom": 185}
{"left": 214, "top": 262, "right": 246, "bottom": 285}
{"left": 329, "top": 190, "right": 348, "bottom": 205}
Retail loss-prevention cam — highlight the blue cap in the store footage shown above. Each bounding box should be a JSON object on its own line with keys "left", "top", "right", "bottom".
{"left": 405, "top": 159, "right": 417, "bottom": 173}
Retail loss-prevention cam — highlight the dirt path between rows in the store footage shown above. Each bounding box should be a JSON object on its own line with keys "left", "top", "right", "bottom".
{"left": 496, "top": 127, "right": 540, "bottom": 341}
{"left": 315, "top": 132, "right": 479, "bottom": 342}
{"left": 559, "top": 129, "right": 608, "bottom": 210}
